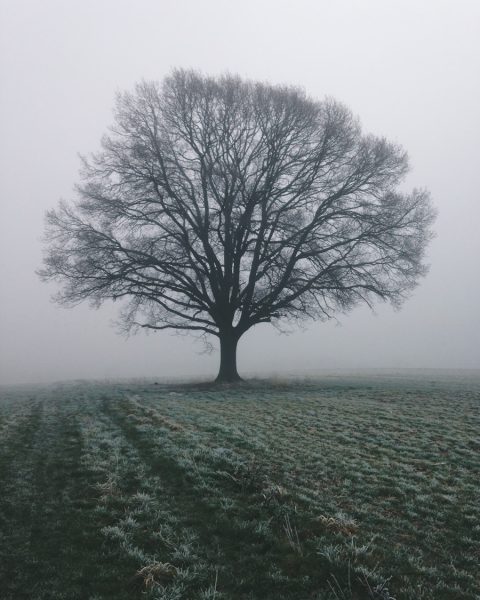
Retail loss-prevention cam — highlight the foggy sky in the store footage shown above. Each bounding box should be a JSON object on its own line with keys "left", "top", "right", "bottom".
{"left": 1, "top": 0, "right": 479, "bottom": 385}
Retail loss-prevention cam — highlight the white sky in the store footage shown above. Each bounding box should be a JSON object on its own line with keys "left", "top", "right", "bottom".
{"left": 1, "top": 0, "right": 479, "bottom": 384}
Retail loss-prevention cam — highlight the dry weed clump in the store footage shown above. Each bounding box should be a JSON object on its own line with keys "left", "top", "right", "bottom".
{"left": 137, "top": 561, "right": 177, "bottom": 588}
{"left": 95, "top": 474, "right": 119, "bottom": 500}
{"left": 317, "top": 513, "right": 359, "bottom": 536}
{"left": 261, "top": 483, "right": 288, "bottom": 507}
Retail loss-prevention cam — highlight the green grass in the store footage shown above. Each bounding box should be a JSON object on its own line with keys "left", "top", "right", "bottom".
{"left": 0, "top": 373, "right": 479, "bottom": 599}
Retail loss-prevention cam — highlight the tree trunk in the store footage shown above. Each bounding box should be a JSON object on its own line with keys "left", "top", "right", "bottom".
{"left": 216, "top": 332, "right": 241, "bottom": 383}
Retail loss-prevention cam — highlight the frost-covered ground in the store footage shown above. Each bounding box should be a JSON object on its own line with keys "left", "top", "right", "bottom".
{"left": 0, "top": 372, "right": 479, "bottom": 599}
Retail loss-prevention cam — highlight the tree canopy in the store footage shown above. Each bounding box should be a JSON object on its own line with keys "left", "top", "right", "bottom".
{"left": 40, "top": 70, "right": 436, "bottom": 381}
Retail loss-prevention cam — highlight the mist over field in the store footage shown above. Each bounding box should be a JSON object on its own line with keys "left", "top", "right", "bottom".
{"left": 1, "top": 0, "right": 479, "bottom": 384}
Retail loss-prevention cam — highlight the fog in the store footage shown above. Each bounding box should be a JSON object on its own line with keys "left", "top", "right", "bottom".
{"left": 1, "top": 0, "right": 479, "bottom": 385}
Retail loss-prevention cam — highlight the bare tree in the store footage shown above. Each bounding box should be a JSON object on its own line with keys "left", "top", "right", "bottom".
{"left": 39, "top": 70, "right": 435, "bottom": 382}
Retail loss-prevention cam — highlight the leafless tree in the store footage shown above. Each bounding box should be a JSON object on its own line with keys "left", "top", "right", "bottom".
{"left": 39, "top": 70, "right": 435, "bottom": 382}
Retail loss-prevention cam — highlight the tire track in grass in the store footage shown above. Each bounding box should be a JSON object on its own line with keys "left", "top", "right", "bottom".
{"left": 101, "top": 394, "right": 345, "bottom": 600}
{"left": 97, "top": 396, "right": 225, "bottom": 598}
{"left": 22, "top": 396, "right": 113, "bottom": 599}
{"left": 78, "top": 394, "right": 218, "bottom": 599}
{"left": 0, "top": 390, "right": 146, "bottom": 599}
{"left": 0, "top": 396, "right": 45, "bottom": 598}
{"left": 0, "top": 394, "right": 86, "bottom": 598}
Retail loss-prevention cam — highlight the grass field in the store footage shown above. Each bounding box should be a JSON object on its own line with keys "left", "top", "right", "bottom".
{"left": 0, "top": 372, "right": 479, "bottom": 599}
